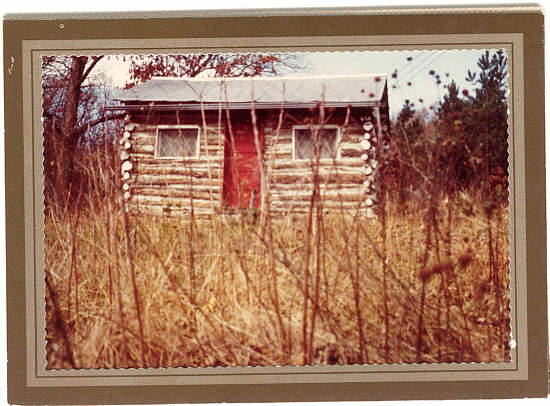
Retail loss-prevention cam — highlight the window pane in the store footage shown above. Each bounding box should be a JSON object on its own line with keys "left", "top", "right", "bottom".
{"left": 294, "top": 128, "right": 338, "bottom": 160}
{"left": 295, "top": 129, "right": 313, "bottom": 160}
{"left": 158, "top": 128, "right": 198, "bottom": 158}
{"left": 319, "top": 129, "right": 338, "bottom": 159}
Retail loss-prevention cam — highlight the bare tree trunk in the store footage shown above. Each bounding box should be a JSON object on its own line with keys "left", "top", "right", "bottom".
{"left": 61, "top": 56, "right": 87, "bottom": 199}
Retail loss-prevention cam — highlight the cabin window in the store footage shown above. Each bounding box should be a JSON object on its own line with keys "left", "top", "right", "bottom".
{"left": 292, "top": 126, "right": 340, "bottom": 161}
{"left": 155, "top": 125, "right": 200, "bottom": 158}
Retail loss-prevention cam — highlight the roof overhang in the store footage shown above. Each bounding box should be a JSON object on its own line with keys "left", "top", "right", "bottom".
{"left": 104, "top": 100, "right": 383, "bottom": 112}
{"left": 109, "top": 74, "right": 388, "bottom": 111}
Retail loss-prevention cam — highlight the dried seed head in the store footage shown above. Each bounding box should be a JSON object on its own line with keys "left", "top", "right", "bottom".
{"left": 476, "top": 280, "right": 490, "bottom": 299}
{"left": 483, "top": 202, "right": 496, "bottom": 216}
{"left": 457, "top": 251, "right": 473, "bottom": 268}
{"left": 419, "top": 268, "right": 434, "bottom": 282}
{"left": 442, "top": 261, "right": 454, "bottom": 272}
{"left": 429, "top": 261, "right": 453, "bottom": 276}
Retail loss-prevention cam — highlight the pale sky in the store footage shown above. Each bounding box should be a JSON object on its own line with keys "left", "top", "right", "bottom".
{"left": 97, "top": 49, "right": 499, "bottom": 119}
{"left": 302, "top": 50, "right": 489, "bottom": 118}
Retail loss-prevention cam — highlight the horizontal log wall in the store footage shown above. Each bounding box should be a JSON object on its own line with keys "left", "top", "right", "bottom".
{"left": 124, "top": 107, "right": 378, "bottom": 216}
{"left": 262, "top": 107, "right": 374, "bottom": 215}
{"left": 125, "top": 111, "right": 225, "bottom": 214}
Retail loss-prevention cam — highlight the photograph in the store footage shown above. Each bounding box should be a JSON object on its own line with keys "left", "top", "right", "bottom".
{"left": 42, "top": 49, "right": 512, "bottom": 369}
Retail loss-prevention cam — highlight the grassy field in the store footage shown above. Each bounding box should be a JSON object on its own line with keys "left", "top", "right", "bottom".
{"left": 45, "top": 193, "right": 511, "bottom": 369}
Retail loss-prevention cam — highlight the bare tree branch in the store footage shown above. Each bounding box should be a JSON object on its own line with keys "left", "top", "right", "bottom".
{"left": 79, "top": 56, "right": 104, "bottom": 86}
{"left": 74, "top": 112, "right": 126, "bottom": 137}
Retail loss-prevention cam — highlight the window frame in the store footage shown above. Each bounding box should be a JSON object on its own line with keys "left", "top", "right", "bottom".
{"left": 154, "top": 124, "right": 201, "bottom": 159}
{"left": 292, "top": 124, "right": 341, "bottom": 161}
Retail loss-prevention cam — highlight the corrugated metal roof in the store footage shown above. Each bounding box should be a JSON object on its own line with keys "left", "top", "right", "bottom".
{"left": 112, "top": 74, "right": 387, "bottom": 107}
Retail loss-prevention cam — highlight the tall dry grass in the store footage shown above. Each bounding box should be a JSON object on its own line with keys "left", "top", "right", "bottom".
{"left": 45, "top": 186, "right": 510, "bottom": 369}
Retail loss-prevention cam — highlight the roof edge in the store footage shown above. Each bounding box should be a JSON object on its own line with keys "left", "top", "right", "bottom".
{"left": 148, "top": 73, "right": 388, "bottom": 82}
{"left": 105, "top": 101, "right": 383, "bottom": 111}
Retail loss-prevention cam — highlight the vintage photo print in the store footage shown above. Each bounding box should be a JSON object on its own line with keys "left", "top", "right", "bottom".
{"left": 42, "top": 49, "right": 513, "bottom": 370}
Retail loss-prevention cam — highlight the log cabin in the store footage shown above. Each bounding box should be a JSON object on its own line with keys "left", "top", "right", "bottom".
{"left": 111, "top": 74, "right": 390, "bottom": 217}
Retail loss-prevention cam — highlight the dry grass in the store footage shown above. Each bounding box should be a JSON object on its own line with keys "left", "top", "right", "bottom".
{"left": 45, "top": 193, "right": 511, "bottom": 369}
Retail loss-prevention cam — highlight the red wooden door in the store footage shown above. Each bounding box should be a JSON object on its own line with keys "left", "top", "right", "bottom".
{"left": 223, "top": 124, "right": 263, "bottom": 208}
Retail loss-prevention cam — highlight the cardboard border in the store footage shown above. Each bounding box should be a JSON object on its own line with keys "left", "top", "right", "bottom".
{"left": 4, "top": 6, "right": 547, "bottom": 403}
{"left": 25, "top": 34, "right": 525, "bottom": 386}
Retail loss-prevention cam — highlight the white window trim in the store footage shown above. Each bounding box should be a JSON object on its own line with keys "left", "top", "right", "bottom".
{"left": 292, "top": 125, "right": 341, "bottom": 161}
{"left": 155, "top": 124, "right": 201, "bottom": 159}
